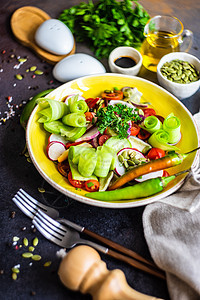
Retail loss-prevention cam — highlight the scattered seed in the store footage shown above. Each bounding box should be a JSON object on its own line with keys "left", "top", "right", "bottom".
{"left": 44, "top": 261, "right": 52, "bottom": 267}
{"left": 32, "top": 255, "right": 42, "bottom": 261}
{"left": 22, "top": 252, "right": 33, "bottom": 258}
{"left": 12, "top": 272, "right": 17, "bottom": 280}
{"left": 18, "top": 58, "right": 27, "bottom": 63}
{"left": 24, "top": 152, "right": 30, "bottom": 157}
{"left": 0, "top": 269, "right": 4, "bottom": 275}
{"left": 38, "top": 187, "right": 45, "bottom": 193}
{"left": 33, "top": 237, "right": 39, "bottom": 247}
{"left": 31, "top": 75, "right": 36, "bottom": 79}
{"left": 29, "top": 246, "right": 35, "bottom": 252}
{"left": 12, "top": 267, "right": 20, "bottom": 273}
{"left": 21, "top": 226, "right": 26, "bottom": 231}
{"left": 10, "top": 211, "right": 16, "bottom": 219}
{"left": 15, "top": 245, "right": 19, "bottom": 250}
{"left": 27, "top": 157, "right": 32, "bottom": 163}
{"left": 13, "top": 236, "right": 20, "bottom": 242}
{"left": 34, "top": 70, "right": 43, "bottom": 75}
{"left": 23, "top": 238, "right": 29, "bottom": 247}
{"left": 15, "top": 74, "right": 23, "bottom": 80}
{"left": 26, "top": 69, "right": 30, "bottom": 72}
{"left": 30, "top": 291, "right": 36, "bottom": 296}
{"left": 30, "top": 66, "right": 37, "bottom": 71}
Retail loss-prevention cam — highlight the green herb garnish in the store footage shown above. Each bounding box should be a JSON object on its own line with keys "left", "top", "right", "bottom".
{"left": 96, "top": 104, "right": 142, "bottom": 139}
{"left": 58, "top": 0, "right": 150, "bottom": 58}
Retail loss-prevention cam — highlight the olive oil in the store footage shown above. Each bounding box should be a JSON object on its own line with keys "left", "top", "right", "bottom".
{"left": 140, "top": 31, "right": 180, "bottom": 72}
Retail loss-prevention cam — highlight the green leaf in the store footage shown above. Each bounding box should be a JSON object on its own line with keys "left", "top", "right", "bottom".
{"left": 58, "top": 0, "right": 150, "bottom": 58}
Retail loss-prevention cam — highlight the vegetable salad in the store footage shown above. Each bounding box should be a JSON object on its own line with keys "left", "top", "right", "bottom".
{"left": 37, "top": 87, "right": 182, "bottom": 198}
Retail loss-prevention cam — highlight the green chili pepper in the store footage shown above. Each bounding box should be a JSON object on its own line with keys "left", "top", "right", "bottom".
{"left": 86, "top": 175, "right": 176, "bottom": 201}
{"left": 20, "top": 89, "right": 54, "bottom": 129}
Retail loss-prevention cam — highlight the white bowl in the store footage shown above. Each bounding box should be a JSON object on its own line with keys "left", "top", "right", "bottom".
{"left": 157, "top": 52, "right": 200, "bottom": 99}
{"left": 108, "top": 46, "right": 142, "bottom": 76}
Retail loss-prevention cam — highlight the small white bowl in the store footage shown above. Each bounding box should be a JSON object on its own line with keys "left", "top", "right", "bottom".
{"left": 108, "top": 46, "right": 142, "bottom": 76}
{"left": 157, "top": 52, "right": 200, "bottom": 99}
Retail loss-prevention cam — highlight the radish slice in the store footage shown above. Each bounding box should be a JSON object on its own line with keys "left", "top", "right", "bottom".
{"left": 75, "top": 127, "right": 100, "bottom": 142}
{"left": 64, "top": 94, "right": 85, "bottom": 105}
{"left": 135, "top": 170, "right": 164, "bottom": 182}
{"left": 47, "top": 141, "right": 66, "bottom": 161}
{"left": 115, "top": 148, "right": 146, "bottom": 176}
{"left": 48, "top": 133, "right": 69, "bottom": 145}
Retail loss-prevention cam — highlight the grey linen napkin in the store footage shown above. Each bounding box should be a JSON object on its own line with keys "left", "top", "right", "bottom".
{"left": 143, "top": 112, "right": 200, "bottom": 300}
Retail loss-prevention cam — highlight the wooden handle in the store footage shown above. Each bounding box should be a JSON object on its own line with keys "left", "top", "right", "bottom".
{"left": 83, "top": 228, "right": 158, "bottom": 269}
{"left": 58, "top": 245, "right": 164, "bottom": 300}
{"left": 107, "top": 249, "right": 165, "bottom": 280}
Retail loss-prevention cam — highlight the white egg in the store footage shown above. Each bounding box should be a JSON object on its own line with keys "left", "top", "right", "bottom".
{"left": 35, "top": 19, "right": 74, "bottom": 55}
{"left": 52, "top": 53, "right": 106, "bottom": 82}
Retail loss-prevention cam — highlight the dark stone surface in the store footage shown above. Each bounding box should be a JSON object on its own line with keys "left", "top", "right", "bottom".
{"left": 0, "top": 0, "right": 199, "bottom": 299}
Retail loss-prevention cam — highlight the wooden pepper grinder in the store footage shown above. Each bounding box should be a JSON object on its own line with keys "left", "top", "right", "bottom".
{"left": 58, "top": 245, "right": 164, "bottom": 300}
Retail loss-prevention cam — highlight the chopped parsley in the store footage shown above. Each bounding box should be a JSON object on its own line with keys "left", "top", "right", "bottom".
{"left": 96, "top": 104, "right": 142, "bottom": 139}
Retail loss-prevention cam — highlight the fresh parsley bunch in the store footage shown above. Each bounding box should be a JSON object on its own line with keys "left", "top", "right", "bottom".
{"left": 58, "top": 0, "right": 150, "bottom": 58}
{"left": 96, "top": 104, "right": 142, "bottom": 139}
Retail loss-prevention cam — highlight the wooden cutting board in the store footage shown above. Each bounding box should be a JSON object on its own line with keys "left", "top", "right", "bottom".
{"left": 10, "top": 6, "right": 76, "bottom": 64}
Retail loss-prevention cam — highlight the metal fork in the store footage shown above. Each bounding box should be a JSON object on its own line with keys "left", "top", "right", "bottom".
{"left": 33, "top": 210, "right": 165, "bottom": 280}
{"left": 12, "top": 188, "right": 59, "bottom": 219}
{"left": 12, "top": 189, "right": 162, "bottom": 273}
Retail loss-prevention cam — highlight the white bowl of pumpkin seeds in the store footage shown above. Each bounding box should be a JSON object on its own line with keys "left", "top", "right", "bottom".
{"left": 157, "top": 52, "right": 200, "bottom": 99}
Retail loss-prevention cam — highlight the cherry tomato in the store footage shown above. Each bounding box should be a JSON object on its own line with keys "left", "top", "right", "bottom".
{"left": 101, "top": 90, "right": 123, "bottom": 100}
{"left": 85, "top": 97, "right": 100, "bottom": 109}
{"left": 143, "top": 108, "right": 156, "bottom": 118}
{"left": 163, "top": 170, "right": 170, "bottom": 177}
{"left": 130, "top": 123, "right": 140, "bottom": 136}
{"left": 147, "top": 148, "right": 166, "bottom": 160}
{"left": 66, "top": 141, "right": 85, "bottom": 149}
{"left": 68, "top": 171, "right": 85, "bottom": 188}
{"left": 137, "top": 128, "right": 151, "bottom": 140}
{"left": 98, "top": 134, "right": 110, "bottom": 146}
{"left": 85, "top": 180, "right": 100, "bottom": 192}
{"left": 85, "top": 111, "right": 94, "bottom": 122}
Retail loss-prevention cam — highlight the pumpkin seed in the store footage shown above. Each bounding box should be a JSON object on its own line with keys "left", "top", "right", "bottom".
{"left": 161, "top": 59, "right": 199, "bottom": 84}
{"left": 30, "top": 66, "right": 37, "bottom": 71}
{"left": 32, "top": 255, "right": 42, "bottom": 261}
{"left": 33, "top": 237, "right": 39, "bottom": 247}
{"left": 18, "top": 58, "right": 27, "bottom": 63}
{"left": 15, "top": 74, "right": 23, "bottom": 80}
{"left": 29, "top": 246, "right": 35, "bottom": 252}
{"left": 13, "top": 236, "right": 20, "bottom": 242}
{"left": 127, "top": 160, "right": 135, "bottom": 166}
{"left": 38, "top": 187, "right": 45, "bottom": 193}
{"left": 118, "top": 155, "right": 124, "bottom": 163}
{"left": 34, "top": 70, "right": 44, "bottom": 75}
{"left": 22, "top": 252, "right": 33, "bottom": 258}
{"left": 12, "top": 273, "right": 17, "bottom": 280}
{"left": 44, "top": 261, "right": 52, "bottom": 267}
{"left": 12, "top": 267, "right": 20, "bottom": 273}
{"left": 23, "top": 238, "right": 28, "bottom": 247}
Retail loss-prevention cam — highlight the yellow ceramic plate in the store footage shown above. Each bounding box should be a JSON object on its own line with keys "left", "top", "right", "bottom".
{"left": 26, "top": 74, "right": 199, "bottom": 208}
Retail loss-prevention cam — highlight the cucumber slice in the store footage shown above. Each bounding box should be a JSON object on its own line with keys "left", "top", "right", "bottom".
{"left": 128, "top": 136, "right": 152, "bottom": 154}
{"left": 44, "top": 121, "right": 63, "bottom": 135}
{"left": 105, "top": 137, "right": 132, "bottom": 153}
{"left": 69, "top": 159, "right": 97, "bottom": 181}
